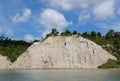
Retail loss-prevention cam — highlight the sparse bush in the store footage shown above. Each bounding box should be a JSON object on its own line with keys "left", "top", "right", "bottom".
{"left": 98, "top": 59, "right": 119, "bottom": 68}
{"left": 73, "top": 31, "right": 78, "bottom": 35}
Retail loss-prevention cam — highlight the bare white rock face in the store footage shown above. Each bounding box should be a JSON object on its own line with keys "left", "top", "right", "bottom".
{"left": 10, "top": 36, "right": 116, "bottom": 69}
{"left": 0, "top": 55, "right": 11, "bottom": 69}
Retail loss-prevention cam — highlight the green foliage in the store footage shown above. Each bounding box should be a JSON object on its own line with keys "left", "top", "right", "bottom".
{"left": 97, "top": 32, "right": 102, "bottom": 37}
{"left": 45, "top": 33, "right": 51, "bottom": 39}
{"left": 73, "top": 31, "right": 78, "bottom": 35}
{"left": 45, "top": 28, "right": 59, "bottom": 39}
{"left": 98, "top": 59, "right": 120, "bottom": 68}
{"left": 60, "top": 29, "right": 72, "bottom": 36}
{"left": 33, "top": 40, "right": 39, "bottom": 42}
{"left": 90, "top": 31, "right": 97, "bottom": 38}
{"left": 64, "top": 29, "right": 72, "bottom": 36}
{"left": 0, "top": 35, "right": 31, "bottom": 62}
{"left": 114, "top": 32, "right": 120, "bottom": 38}
{"left": 61, "top": 32, "right": 66, "bottom": 36}
{"left": 82, "top": 32, "right": 90, "bottom": 38}
{"left": 45, "top": 29, "right": 80, "bottom": 38}
{"left": 105, "top": 29, "right": 114, "bottom": 40}
{"left": 51, "top": 28, "right": 59, "bottom": 36}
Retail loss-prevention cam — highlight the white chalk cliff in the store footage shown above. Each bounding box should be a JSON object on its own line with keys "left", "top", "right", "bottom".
{"left": 0, "top": 55, "right": 11, "bottom": 69}
{"left": 9, "top": 36, "right": 116, "bottom": 69}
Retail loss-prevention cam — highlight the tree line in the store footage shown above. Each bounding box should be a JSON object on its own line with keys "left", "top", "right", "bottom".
{"left": 45, "top": 28, "right": 120, "bottom": 39}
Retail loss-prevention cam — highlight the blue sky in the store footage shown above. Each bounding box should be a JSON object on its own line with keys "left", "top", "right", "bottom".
{"left": 0, "top": 0, "right": 120, "bottom": 42}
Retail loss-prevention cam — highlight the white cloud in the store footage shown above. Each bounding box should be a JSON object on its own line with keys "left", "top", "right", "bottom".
{"left": 0, "top": 27, "right": 13, "bottom": 36}
{"left": 23, "top": 34, "right": 35, "bottom": 42}
{"left": 39, "top": 9, "right": 71, "bottom": 36}
{"left": 46, "top": 0, "right": 104, "bottom": 10}
{"left": 23, "top": 34, "right": 40, "bottom": 42}
{"left": 110, "top": 23, "right": 120, "bottom": 31}
{"left": 6, "top": 29, "right": 14, "bottom": 36}
{"left": 97, "top": 22, "right": 120, "bottom": 31}
{"left": 12, "top": 8, "right": 31, "bottom": 23}
{"left": 79, "top": 13, "right": 90, "bottom": 25}
{"left": 93, "top": 0, "right": 115, "bottom": 19}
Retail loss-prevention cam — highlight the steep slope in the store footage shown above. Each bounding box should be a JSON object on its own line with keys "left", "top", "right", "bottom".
{"left": 10, "top": 36, "right": 116, "bottom": 69}
{"left": 0, "top": 55, "right": 11, "bottom": 69}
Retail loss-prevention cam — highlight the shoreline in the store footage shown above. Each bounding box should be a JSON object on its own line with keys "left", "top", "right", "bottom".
{"left": 0, "top": 68, "right": 119, "bottom": 71}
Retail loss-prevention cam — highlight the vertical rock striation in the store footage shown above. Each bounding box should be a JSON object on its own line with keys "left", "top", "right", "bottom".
{"left": 10, "top": 36, "right": 116, "bottom": 69}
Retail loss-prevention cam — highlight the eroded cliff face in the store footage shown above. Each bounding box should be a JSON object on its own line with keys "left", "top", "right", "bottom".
{"left": 0, "top": 55, "right": 11, "bottom": 69}
{"left": 9, "top": 36, "right": 116, "bottom": 69}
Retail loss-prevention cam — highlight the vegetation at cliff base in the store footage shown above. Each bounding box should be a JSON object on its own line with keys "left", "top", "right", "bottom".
{"left": 98, "top": 59, "right": 120, "bottom": 68}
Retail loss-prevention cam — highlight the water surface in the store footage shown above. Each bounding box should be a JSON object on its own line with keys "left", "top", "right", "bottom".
{"left": 0, "top": 69, "right": 120, "bottom": 81}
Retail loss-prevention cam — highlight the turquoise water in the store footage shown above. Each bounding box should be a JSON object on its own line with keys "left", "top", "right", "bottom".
{"left": 0, "top": 69, "right": 120, "bottom": 81}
